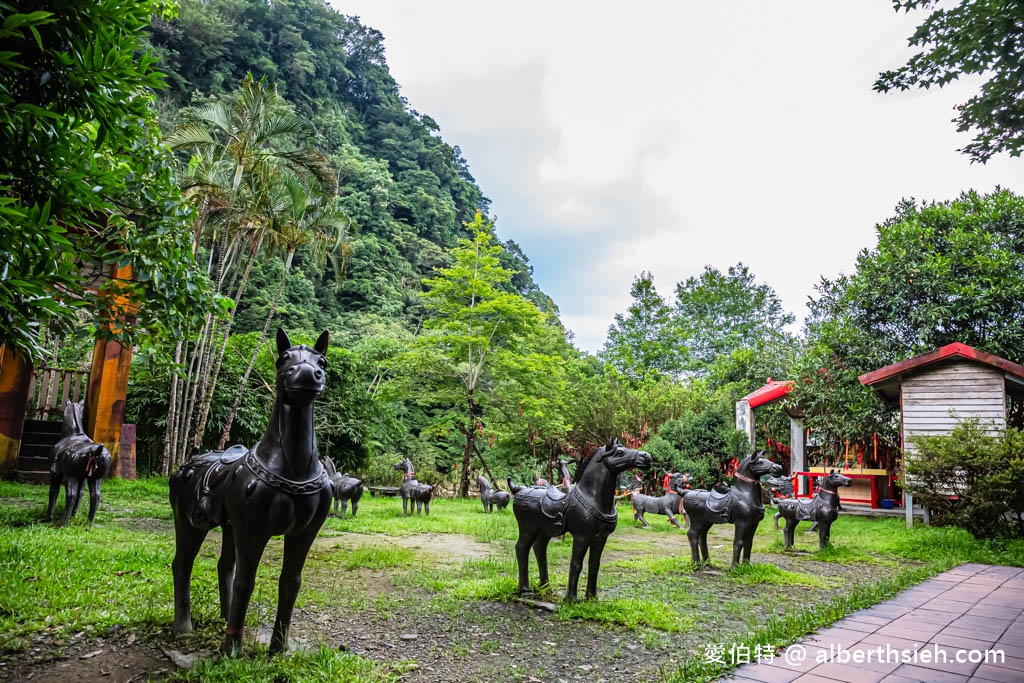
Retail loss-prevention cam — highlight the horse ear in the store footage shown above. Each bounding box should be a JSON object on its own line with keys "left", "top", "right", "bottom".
{"left": 276, "top": 328, "right": 291, "bottom": 355}
{"left": 314, "top": 330, "right": 329, "bottom": 354}
{"left": 606, "top": 436, "right": 616, "bottom": 450}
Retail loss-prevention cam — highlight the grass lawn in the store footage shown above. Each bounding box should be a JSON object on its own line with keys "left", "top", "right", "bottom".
{"left": 1, "top": 478, "right": 1022, "bottom": 682}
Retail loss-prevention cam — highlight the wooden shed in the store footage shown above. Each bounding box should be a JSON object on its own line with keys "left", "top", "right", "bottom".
{"left": 858, "top": 342, "right": 1024, "bottom": 526}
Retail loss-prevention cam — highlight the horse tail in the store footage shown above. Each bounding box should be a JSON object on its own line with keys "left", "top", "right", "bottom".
{"left": 773, "top": 511, "right": 781, "bottom": 530}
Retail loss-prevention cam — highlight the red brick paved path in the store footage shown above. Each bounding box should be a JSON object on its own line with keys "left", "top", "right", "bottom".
{"left": 721, "top": 563, "right": 1024, "bottom": 682}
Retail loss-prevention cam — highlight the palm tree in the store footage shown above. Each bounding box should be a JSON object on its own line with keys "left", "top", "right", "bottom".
{"left": 162, "top": 75, "right": 337, "bottom": 470}
{"left": 216, "top": 176, "right": 350, "bottom": 449}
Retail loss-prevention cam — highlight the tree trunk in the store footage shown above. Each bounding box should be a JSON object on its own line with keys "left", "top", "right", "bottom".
{"left": 459, "top": 420, "right": 474, "bottom": 498}
{"left": 162, "top": 340, "right": 182, "bottom": 475}
{"left": 192, "top": 243, "right": 258, "bottom": 452}
{"left": 216, "top": 257, "right": 290, "bottom": 449}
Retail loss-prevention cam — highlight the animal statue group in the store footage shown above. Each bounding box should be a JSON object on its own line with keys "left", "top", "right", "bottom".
{"left": 170, "top": 329, "right": 332, "bottom": 656}
{"left": 478, "top": 475, "right": 511, "bottom": 512}
{"left": 683, "top": 451, "right": 783, "bottom": 566}
{"left": 774, "top": 469, "right": 851, "bottom": 550}
{"left": 394, "top": 457, "right": 433, "bottom": 515}
{"left": 511, "top": 438, "right": 651, "bottom": 602}
{"left": 632, "top": 472, "right": 687, "bottom": 530}
{"left": 44, "top": 400, "right": 111, "bottom": 526}
{"left": 321, "top": 457, "right": 364, "bottom": 518}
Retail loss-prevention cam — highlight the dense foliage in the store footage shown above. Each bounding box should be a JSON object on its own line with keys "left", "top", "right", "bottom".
{"left": 0, "top": 0, "right": 209, "bottom": 362}
{"left": 791, "top": 189, "right": 1024, "bottom": 453}
{"left": 876, "top": 0, "right": 1024, "bottom": 162}
{"left": 907, "top": 420, "right": 1024, "bottom": 539}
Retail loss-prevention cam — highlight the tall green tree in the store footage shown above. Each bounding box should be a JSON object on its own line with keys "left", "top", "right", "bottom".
{"left": 792, "top": 189, "right": 1024, "bottom": 450}
{"left": 875, "top": 0, "right": 1024, "bottom": 162}
{"left": 673, "top": 263, "right": 794, "bottom": 375}
{"left": 404, "top": 212, "right": 558, "bottom": 496}
{"left": 601, "top": 272, "right": 685, "bottom": 381}
{"left": 0, "top": 0, "right": 208, "bottom": 363}
{"left": 162, "top": 75, "right": 336, "bottom": 467}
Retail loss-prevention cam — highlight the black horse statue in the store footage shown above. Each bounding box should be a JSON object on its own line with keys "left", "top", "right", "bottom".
{"left": 683, "top": 451, "right": 783, "bottom": 566}
{"left": 394, "top": 458, "right": 433, "bottom": 515}
{"left": 44, "top": 400, "right": 111, "bottom": 526}
{"left": 170, "top": 329, "right": 332, "bottom": 656}
{"left": 512, "top": 438, "right": 651, "bottom": 602}
{"left": 774, "top": 470, "right": 851, "bottom": 550}
{"left": 321, "top": 457, "right": 364, "bottom": 518}
{"left": 632, "top": 472, "right": 686, "bottom": 529}
{"left": 478, "top": 475, "right": 511, "bottom": 512}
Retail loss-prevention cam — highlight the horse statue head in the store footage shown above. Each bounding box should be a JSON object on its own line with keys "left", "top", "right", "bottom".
{"left": 477, "top": 475, "right": 491, "bottom": 491}
{"left": 393, "top": 457, "right": 414, "bottom": 477}
{"left": 737, "top": 450, "right": 783, "bottom": 481}
{"left": 275, "top": 328, "right": 328, "bottom": 404}
{"left": 575, "top": 437, "right": 652, "bottom": 486}
{"left": 822, "top": 469, "right": 852, "bottom": 492}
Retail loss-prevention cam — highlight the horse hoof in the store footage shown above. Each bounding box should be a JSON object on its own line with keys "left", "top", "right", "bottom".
{"left": 220, "top": 637, "right": 243, "bottom": 657}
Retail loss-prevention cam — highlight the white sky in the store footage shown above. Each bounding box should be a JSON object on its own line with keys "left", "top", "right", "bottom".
{"left": 332, "top": 1, "right": 1024, "bottom": 353}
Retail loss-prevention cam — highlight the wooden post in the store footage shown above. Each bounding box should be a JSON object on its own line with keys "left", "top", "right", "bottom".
{"left": 84, "top": 263, "right": 136, "bottom": 479}
{"left": 0, "top": 345, "right": 32, "bottom": 478}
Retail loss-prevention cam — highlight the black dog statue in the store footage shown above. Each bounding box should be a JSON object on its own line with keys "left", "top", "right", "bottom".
{"left": 478, "top": 475, "right": 511, "bottom": 512}
{"left": 44, "top": 400, "right": 111, "bottom": 526}
{"left": 683, "top": 451, "right": 783, "bottom": 566}
{"left": 395, "top": 457, "right": 433, "bottom": 515}
{"left": 322, "top": 457, "right": 364, "bottom": 518}
{"left": 170, "top": 329, "right": 332, "bottom": 655}
{"left": 512, "top": 437, "right": 651, "bottom": 602}
{"left": 632, "top": 472, "right": 686, "bottom": 529}
{"left": 774, "top": 469, "right": 851, "bottom": 550}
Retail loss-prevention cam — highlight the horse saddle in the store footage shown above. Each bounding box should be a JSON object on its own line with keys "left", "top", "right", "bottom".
{"left": 514, "top": 486, "right": 569, "bottom": 534}
{"left": 782, "top": 497, "right": 817, "bottom": 522}
{"left": 177, "top": 445, "right": 249, "bottom": 529}
{"left": 706, "top": 488, "right": 732, "bottom": 516}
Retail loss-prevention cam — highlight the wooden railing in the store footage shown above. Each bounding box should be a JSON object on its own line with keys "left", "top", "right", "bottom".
{"left": 26, "top": 367, "right": 89, "bottom": 421}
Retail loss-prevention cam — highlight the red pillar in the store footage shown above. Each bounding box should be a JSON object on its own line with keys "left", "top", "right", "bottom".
{"left": 84, "top": 263, "right": 136, "bottom": 479}
{"left": 0, "top": 345, "right": 33, "bottom": 478}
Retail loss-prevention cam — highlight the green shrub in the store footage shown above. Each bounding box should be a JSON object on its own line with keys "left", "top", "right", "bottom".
{"left": 907, "top": 419, "right": 1024, "bottom": 538}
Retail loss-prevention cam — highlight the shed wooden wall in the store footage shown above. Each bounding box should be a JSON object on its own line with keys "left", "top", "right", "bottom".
{"left": 902, "top": 360, "right": 1006, "bottom": 453}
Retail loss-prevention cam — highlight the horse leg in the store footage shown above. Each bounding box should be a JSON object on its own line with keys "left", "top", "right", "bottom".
{"left": 86, "top": 475, "right": 102, "bottom": 524}
{"left": 222, "top": 534, "right": 269, "bottom": 656}
{"left": 341, "top": 498, "right": 349, "bottom": 519}
{"left": 585, "top": 535, "right": 609, "bottom": 600}
{"left": 666, "top": 509, "right": 682, "bottom": 530}
{"left": 783, "top": 517, "right": 796, "bottom": 549}
{"left": 351, "top": 498, "right": 358, "bottom": 518}
{"left": 532, "top": 535, "right": 551, "bottom": 591}
{"left": 636, "top": 508, "right": 650, "bottom": 527}
{"left": 402, "top": 494, "right": 409, "bottom": 516}
{"left": 699, "top": 527, "right": 711, "bottom": 564}
{"left": 45, "top": 469, "right": 61, "bottom": 522}
{"left": 773, "top": 511, "right": 782, "bottom": 530}
{"left": 515, "top": 530, "right": 536, "bottom": 597}
{"left": 818, "top": 521, "right": 830, "bottom": 550}
{"left": 731, "top": 523, "right": 746, "bottom": 566}
{"left": 269, "top": 528, "right": 317, "bottom": 654}
{"left": 171, "top": 521, "right": 208, "bottom": 634}
{"left": 742, "top": 522, "right": 757, "bottom": 563}
{"left": 333, "top": 496, "right": 339, "bottom": 517}
{"left": 565, "top": 533, "right": 590, "bottom": 603}
{"left": 686, "top": 523, "right": 703, "bottom": 565}
{"left": 218, "top": 525, "right": 237, "bottom": 621}
{"left": 424, "top": 497, "right": 430, "bottom": 516}
{"left": 58, "top": 478, "right": 80, "bottom": 526}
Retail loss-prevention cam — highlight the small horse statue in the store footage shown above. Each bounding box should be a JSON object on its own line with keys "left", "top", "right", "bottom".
{"left": 478, "top": 475, "right": 511, "bottom": 512}
{"left": 170, "top": 329, "right": 332, "bottom": 656}
{"left": 512, "top": 437, "right": 651, "bottom": 602}
{"left": 321, "top": 457, "right": 364, "bottom": 518}
{"left": 632, "top": 472, "right": 686, "bottom": 530}
{"left": 774, "top": 470, "right": 851, "bottom": 550}
{"left": 44, "top": 400, "right": 111, "bottom": 526}
{"left": 394, "top": 458, "right": 433, "bottom": 515}
{"left": 683, "top": 451, "right": 782, "bottom": 566}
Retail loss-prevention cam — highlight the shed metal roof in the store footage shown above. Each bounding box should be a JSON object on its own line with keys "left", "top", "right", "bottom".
{"left": 858, "top": 342, "right": 1024, "bottom": 406}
